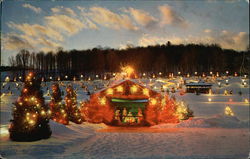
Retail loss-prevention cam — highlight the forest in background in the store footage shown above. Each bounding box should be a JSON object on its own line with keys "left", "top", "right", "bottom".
{"left": 2, "top": 42, "right": 250, "bottom": 79}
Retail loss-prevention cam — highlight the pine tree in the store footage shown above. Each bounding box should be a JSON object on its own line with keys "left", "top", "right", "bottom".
{"left": 9, "top": 72, "right": 52, "bottom": 141}
{"left": 65, "top": 85, "right": 83, "bottom": 124}
{"left": 49, "top": 83, "right": 69, "bottom": 125}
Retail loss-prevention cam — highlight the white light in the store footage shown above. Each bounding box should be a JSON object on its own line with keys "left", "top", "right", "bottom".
{"left": 0, "top": 126, "right": 9, "bottom": 136}
{"left": 50, "top": 76, "right": 52, "bottom": 80}
{"left": 80, "top": 75, "right": 83, "bottom": 78}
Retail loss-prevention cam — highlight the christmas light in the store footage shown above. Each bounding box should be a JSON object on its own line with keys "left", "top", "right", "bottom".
{"left": 225, "top": 106, "right": 234, "bottom": 116}
{"left": 143, "top": 73, "right": 146, "bottom": 76}
{"left": 116, "top": 86, "right": 123, "bottom": 92}
{"left": 65, "top": 75, "right": 68, "bottom": 79}
{"left": 130, "top": 85, "right": 138, "bottom": 93}
{"left": 143, "top": 88, "right": 149, "bottom": 96}
{"left": 41, "top": 110, "right": 46, "bottom": 115}
{"left": 106, "top": 88, "right": 113, "bottom": 95}
{"left": 245, "top": 99, "right": 249, "bottom": 103}
{"left": 150, "top": 98, "right": 157, "bottom": 105}
{"left": 80, "top": 75, "right": 83, "bottom": 78}
{"left": 194, "top": 72, "right": 197, "bottom": 75}
{"left": 208, "top": 98, "right": 212, "bottom": 102}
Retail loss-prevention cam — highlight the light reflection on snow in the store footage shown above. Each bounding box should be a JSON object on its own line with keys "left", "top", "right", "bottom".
{"left": 0, "top": 125, "right": 9, "bottom": 137}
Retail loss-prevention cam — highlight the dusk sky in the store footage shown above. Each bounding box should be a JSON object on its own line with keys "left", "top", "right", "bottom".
{"left": 1, "top": 0, "right": 249, "bottom": 65}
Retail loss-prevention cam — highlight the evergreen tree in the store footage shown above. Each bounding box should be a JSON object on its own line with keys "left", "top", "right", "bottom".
{"left": 9, "top": 72, "right": 51, "bottom": 141}
{"left": 65, "top": 85, "right": 83, "bottom": 124}
{"left": 49, "top": 83, "right": 69, "bottom": 125}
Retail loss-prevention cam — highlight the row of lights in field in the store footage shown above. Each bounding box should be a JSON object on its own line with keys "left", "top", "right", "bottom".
{"left": 4, "top": 71, "right": 248, "bottom": 82}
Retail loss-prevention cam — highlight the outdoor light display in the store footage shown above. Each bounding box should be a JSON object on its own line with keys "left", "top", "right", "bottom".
{"left": 49, "top": 83, "right": 69, "bottom": 125}
{"left": 65, "top": 85, "right": 83, "bottom": 124}
{"left": 81, "top": 67, "right": 193, "bottom": 126}
{"left": 9, "top": 72, "right": 51, "bottom": 141}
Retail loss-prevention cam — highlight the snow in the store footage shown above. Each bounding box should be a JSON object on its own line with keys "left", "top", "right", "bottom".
{"left": 0, "top": 76, "right": 249, "bottom": 159}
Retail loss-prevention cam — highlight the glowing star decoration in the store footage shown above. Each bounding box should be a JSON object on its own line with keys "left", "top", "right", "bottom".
{"left": 121, "top": 66, "right": 134, "bottom": 78}
{"left": 130, "top": 85, "right": 138, "bottom": 94}
{"left": 106, "top": 88, "right": 113, "bottom": 95}
{"left": 143, "top": 88, "right": 149, "bottom": 96}
{"left": 150, "top": 98, "right": 157, "bottom": 105}
{"left": 116, "top": 86, "right": 123, "bottom": 93}
{"left": 99, "top": 97, "right": 106, "bottom": 105}
{"left": 225, "top": 106, "right": 234, "bottom": 116}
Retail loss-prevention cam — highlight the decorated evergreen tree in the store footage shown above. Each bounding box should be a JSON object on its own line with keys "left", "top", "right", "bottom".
{"left": 65, "top": 85, "right": 83, "bottom": 124}
{"left": 9, "top": 72, "right": 52, "bottom": 141}
{"left": 49, "top": 83, "right": 69, "bottom": 125}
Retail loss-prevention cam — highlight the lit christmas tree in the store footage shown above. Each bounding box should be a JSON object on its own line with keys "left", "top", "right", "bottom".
{"left": 49, "top": 83, "right": 69, "bottom": 125}
{"left": 9, "top": 72, "right": 52, "bottom": 141}
{"left": 65, "top": 85, "right": 83, "bottom": 124}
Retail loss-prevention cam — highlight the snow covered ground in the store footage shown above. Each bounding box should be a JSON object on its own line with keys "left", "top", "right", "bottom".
{"left": 0, "top": 76, "right": 249, "bottom": 159}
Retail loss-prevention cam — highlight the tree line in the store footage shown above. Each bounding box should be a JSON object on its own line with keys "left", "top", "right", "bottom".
{"left": 6, "top": 42, "right": 250, "bottom": 79}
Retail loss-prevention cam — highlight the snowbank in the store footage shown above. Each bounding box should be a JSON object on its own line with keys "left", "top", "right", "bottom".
{"left": 152, "top": 114, "right": 248, "bottom": 129}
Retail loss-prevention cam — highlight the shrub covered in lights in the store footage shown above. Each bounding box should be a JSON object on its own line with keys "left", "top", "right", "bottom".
{"left": 9, "top": 72, "right": 52, "bottom": 141}
{"left": 49, "top": 83, "right": 69, "bottom": 125}
{"left": 65, "top": 85, "right": 83, "bottom": 124}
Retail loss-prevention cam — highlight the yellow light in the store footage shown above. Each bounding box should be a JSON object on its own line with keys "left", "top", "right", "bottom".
{"left": 99, "top": 97, "right": 107, "bottom": 105}
{"left": 41, "top": 110, "right": 46, "bottom": 115}
{"left": 130, "top": 85, "right": 138, "bottom": 93}
{"left": 32, "top": 114, "right": 36, "bottom": 118}
{"left": 61, "top": 109, "right": 65, "bottom": 113}
{"left": 121, "top": 66, "right": 134, "bottom": 78}
{"left": 19, "top": 102, "right": 23, "bottom": 106}
{"left": 150, "top": 98, "right": 157, "bottom": 105}
{"left": 48, "top": 110, "right": 51, "bottom": 115}
{"left": 143, "top": 88, "right": 149, "bottom": 96}
{"left": 31, "top": 96, "right": 35, "bottom": 101}
{"left": 116, "top": 86, "right": 123, "bottom": 92}
{"left": 29, "top": 120, "right": 35, "bottom": 125}
{"left": 26, "top": 112, "right": 30, "bottom": 116}
{"left": 208, "top": 98, "right": 212, "bottom": 102}
{"left": 225, "top": 106, "right": 234, "bottom": 116}
{"left": 106, "top": 88, "right": 113, "bottom": 95}
{"left": 244, "top": 99, "right": 249, "bottom": 103}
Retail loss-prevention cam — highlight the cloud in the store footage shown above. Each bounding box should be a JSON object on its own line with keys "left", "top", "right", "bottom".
{"left": 22, "top": 3, "right": 42, "bottom": 13}
{"left": 138, "top": 30, "right": 249, "bottom": 51}
{"left": 3, "top": 33, "right": 34, "bottom": 50}
{"left": 138, "top": 34, "right": 183, "bottom": 47}
{"left": 204, "top": 29, "right": 212, "bottom": 33}
{"left": 45, "top": 14, "right": 85, "bottom": 35}
{"left": 51, "top": 6, "right": 76, "bottom": 16}
{"left": 7, "top": 22, "right": 64, "bottom": 41}
{"left": 88, "top": 7, "right": 138, "bottom": 30}
{"left": 126, "top": 7, "right": 157, "bottom": 27}
{"left": 158, "top": 5, "right": 188, "bottom": 28}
